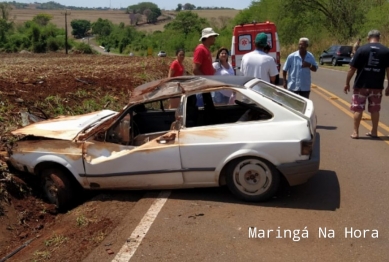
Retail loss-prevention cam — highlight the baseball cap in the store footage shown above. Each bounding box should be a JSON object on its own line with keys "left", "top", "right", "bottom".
{"left": 199, "top": 28, "right": 219, "bottom": 41}
{"left": 255, "top": 33, "right": 268, "bottom": 46}
{"left": 367, "top": 30, "right": 380, "bottom": 38}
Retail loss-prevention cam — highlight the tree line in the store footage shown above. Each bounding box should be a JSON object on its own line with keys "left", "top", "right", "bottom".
{"left": 1, "top": 1, "right": 389, "bottom": 57}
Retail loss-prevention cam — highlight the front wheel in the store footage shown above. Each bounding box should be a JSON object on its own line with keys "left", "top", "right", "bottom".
{"left": 41, "top": 168, "right": 75, "bottom": 211}
{"left": 331, "top": 58, "right": 337, "bottom": 66}
{"left": 319, "top": 58, "right": 324, "bottom": 65}
{"left": 226, "top": 157, "right": 280, "bottom": 202}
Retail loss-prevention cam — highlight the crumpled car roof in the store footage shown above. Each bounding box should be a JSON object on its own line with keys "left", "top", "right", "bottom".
{"left": 129, "top": 76, "right": 249, "bottom": 104}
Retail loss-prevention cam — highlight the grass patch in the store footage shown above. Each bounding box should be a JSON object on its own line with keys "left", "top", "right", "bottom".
{"left": 44, "top": 234, "right": 68, "bottom": 247}
{"left": 33, "top": 250, "right": 51, "bottom": 260}
{"left": 76, "top": 215, "right": 89, "bottom": 227}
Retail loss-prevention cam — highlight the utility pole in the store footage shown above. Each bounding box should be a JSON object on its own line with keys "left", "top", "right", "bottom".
{"left": 62, "top": 10, "right": 71, "bottom": 54}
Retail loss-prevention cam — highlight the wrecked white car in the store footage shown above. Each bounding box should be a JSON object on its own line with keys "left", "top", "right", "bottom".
{"left": 6, "top": 76, "right": 320, "bottom": 210}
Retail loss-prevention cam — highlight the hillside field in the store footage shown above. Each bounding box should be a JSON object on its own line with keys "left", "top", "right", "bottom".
{"left": 9, "top": 9, "right": 240, "bottom": 33}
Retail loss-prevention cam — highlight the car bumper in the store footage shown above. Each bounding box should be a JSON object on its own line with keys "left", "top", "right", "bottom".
{"left": 277, "top": 133, "right": 320, "bottom": 186}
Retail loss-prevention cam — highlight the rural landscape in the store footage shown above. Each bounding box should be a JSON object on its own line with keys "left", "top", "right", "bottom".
{"left": 1, "top": 0, "right": 389, "bottom": 261}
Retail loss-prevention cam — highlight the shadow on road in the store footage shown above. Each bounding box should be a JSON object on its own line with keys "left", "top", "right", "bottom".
{"left": 167, "top": 169, "right": 340, "bottom": 211}
{"left": 317, "top": 125, "right": 337, "bottom": 130}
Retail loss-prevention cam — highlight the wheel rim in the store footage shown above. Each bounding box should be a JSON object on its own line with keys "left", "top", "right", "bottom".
{"left": 232, "top": 159, "right": 272, "bottom": 196}
{"left": 43, "top": 177, "right": 59, "bottom": 206}
{"left": 332, "top": 59, "right": 336, "bottom": 66}
{"left": 319, "top": 58, "right": 323, "bottom": 65}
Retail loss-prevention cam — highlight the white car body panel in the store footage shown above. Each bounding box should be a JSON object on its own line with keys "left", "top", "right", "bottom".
{"left": 7, "top": 76, "right": 319, "bottom": 196}
{"left": 82, "top": 130, "right": 183, "bottom": 189}
{"left": 11, "top": 110, "right": 117, "bottom": 140}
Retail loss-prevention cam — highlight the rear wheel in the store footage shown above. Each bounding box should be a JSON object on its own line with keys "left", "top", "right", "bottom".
{"left": 319, "top": 58, "right": 324, "bottom": 65}
{"left": 41, "top": 168, "right": 75, "bottom": 211}
{"left": 226, "top": 157, "right": 280, "bottom": 202}
{"left": 331, "top": 58, "right": 337, "bottom": 66}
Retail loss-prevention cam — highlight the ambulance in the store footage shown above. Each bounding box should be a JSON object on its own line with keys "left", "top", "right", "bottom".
{"left": 230, "top": 21, "right": 281, "bottom": 83}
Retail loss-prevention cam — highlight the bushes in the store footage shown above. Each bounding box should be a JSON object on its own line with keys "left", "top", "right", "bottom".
{"left": 72, "top": 42, "right": 94, "bottom": 54}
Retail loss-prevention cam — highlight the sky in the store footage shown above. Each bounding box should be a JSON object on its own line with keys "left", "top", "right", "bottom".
{"left": 16, "top": 0, "right": 253, "bottom": 10}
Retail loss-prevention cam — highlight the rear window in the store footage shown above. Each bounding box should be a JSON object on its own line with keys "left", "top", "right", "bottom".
{"left": 238, "top": 34, "right": 252, "bottom": 51}
{"left": 339, "top": 46, "right": 352, "bottom": 55}
{"left": 250, "top": 81, "right": 306, "bottom": 114}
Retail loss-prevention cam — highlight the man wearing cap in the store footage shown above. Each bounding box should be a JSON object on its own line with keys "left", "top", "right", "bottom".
{"left": 193, "top": 27, "right": 219, "bottom": 76}
{"left": 344, "top": 29, "right": 389, "bottom": 139}
{"left": 282, "top": 37, "right": 318, "bottom": 99}
{"left": 240, "top": 33, "right": 278, "bottom": 84}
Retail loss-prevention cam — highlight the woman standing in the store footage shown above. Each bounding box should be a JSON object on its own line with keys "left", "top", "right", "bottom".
{"left": 168, "top": 49, "right": 185, "bottom": 78}
{"left": 168, "top": 49, "right": 185, "bottom": 108}
{"left": 212, "top": 47, "right": 235, "bottom": 104}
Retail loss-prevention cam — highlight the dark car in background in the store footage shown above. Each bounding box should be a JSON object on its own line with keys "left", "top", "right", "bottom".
{"left": 319, "top": 45, "right": 352, "bottom": 66}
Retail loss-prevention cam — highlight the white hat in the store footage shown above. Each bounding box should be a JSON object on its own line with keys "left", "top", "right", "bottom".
{"left": 199, "top": 27, "right": 219, "bottom": 41}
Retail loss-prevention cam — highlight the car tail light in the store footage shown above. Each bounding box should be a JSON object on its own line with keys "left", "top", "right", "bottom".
{"left": 336, "top": 51, "right": 341, "bottom": 55}
{"left": 301, "top": 141, "right": 313, "bottom": 156}
{"left": 232, "top": 55, "right": 236, "bottom": 67}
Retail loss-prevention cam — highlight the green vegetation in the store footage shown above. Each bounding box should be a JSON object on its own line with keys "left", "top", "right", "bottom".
{"left": 1, "top": 1, "right": 389, "bottom": 57}
{"left": 126, "top": 2, "right": 162, "bottom": 24}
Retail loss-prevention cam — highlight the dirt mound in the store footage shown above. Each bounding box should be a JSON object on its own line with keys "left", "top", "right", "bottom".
{"left": 0, "top": 53, "right": 182, "bottom": 260}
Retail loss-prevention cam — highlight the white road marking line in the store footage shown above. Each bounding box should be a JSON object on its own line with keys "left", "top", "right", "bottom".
{"left": 112, "top": 190, "right": 171, "bottom": 262}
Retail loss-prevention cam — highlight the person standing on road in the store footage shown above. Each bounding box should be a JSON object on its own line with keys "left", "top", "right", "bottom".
{"left": 344, "top": 30, "right": 389, "bottom": 139}
{"left": 168, "top": 49, "right": 185, "bottom": 78}
{"left": 193, "top": 27, "right": 219, "bottom": 76}
{"left": 212, "top": 47, "right": 235, "bottom": 104}
{"left": 282, "top": 37, "right": 318, "bottom": 99}
{"left": 168, "top": 49, "right": 186, "bottom": 108}
{"left": 240, "top": 33, "right": 278, "bottom": 84}
{"left": 193, "top": 27, "right": 219, "bottom": 106}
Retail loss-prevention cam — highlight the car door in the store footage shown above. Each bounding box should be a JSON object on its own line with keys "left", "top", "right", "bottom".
{"left": 324, "top": 46, "right": 334, "bottom": 63}
{"left": 82, "top": 129, "right": 183, "bottom": 189}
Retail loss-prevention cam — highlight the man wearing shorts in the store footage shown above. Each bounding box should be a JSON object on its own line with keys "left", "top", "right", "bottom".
{"left": 344, "top": 30, "right": 389, "bottom": 139}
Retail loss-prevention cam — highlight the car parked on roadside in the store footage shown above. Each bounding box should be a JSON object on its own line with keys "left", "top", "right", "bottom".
{"left": 319, "top": 45, "right": 352, "bottom": 66}
{"left": 158, "top": 51, "right": 166, "bottom": 57}
{"left": 6, "top": 76, "right": 320, "bottom": 210}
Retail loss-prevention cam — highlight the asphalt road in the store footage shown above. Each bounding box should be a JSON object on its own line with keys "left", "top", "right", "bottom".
{"left": 84, "top": 68, "right": 389, "bottom": 262}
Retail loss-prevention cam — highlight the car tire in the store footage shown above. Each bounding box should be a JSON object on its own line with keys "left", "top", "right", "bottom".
{"left": 319, "top": 58, "right": 324, "bottom": 65}
{"left": 41, "top": 168, "right": 75, "bottom": 211}
{"left": 331, "top": 58, "right": 337, "bottom": 66}
{"left": 225, "top": 157, "right": 280, "bottom": 202}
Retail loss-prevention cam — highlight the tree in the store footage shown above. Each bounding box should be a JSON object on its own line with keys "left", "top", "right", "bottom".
{"left": 91, "top": 18, "right": 112, "bottom": 37}
{"left": 127, "top": 2, "right": 161, "bottom": 24}
{"left": 127, "top": 2, "right": 158, "bottom": 14}
{"left": 0, "top": 2, "right": 12, "bottom": 20}
{"left": 183, "top": 3, "right": 196, "bottom": 10}
{"left": 164, "top": 11, "right": 208, "bottom": 38}
{"left": 148, "top": 7, "right": 161, "bottom": 23}
{"left": 71, "top": 19, "right": 91, "bottom": 38}
{"left": 176, "top": 4, "right": 182, "bottom": 11}
{"left": 32, "top": 14, "right": 53, "bottom": 26}
{"left": 283, "top": 0, "right": 370, "bottom": 42}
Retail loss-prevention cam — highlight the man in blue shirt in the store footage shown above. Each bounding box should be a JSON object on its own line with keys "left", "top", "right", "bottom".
{"left": 282, "top": 37, "right": 318, "bottom": 99}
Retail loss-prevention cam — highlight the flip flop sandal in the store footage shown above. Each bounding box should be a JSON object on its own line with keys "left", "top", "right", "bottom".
{"left": 366, "top": 132, "right": 378, "bottom": 138}
{"left": 350, "top": 134, "right": 359, "bottom": 139}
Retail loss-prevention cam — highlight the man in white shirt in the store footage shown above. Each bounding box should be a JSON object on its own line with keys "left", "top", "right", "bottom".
{"left": 241, "top": 33, "right": 278, "bottom": 84}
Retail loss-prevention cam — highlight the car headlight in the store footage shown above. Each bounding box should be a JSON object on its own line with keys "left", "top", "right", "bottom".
{"left": 301, "top": 140, "right": 313, "bottom": 156}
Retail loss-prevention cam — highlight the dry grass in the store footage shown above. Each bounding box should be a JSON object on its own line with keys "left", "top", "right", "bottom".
{"left": 9, "top": 9, "right": 240, "bottom": 33}
{"left": 192, "top": 9, "right": 240, "bottom": 20}
{"left": 10, "top": 9, "right": 132, "bottom": 29}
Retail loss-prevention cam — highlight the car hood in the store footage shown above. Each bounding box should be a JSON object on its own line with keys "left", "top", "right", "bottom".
{"left": 12, "top": 110, "right": 117, "bottom": 140}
